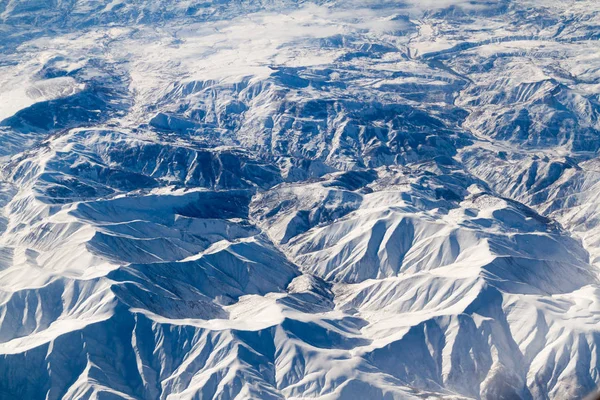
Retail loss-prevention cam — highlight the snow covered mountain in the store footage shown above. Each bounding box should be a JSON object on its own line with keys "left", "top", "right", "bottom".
{"left": 0, "top": 0, "right": 599, "bottom": 399}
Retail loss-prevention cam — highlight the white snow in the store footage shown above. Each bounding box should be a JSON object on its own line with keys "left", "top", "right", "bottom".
{"left": 0, "top": 0, "right": 599, "bottom": 399}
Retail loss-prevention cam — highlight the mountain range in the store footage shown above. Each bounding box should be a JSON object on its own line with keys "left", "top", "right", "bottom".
{"left": 0, "top": 1, "right": 599, "bottom": 399}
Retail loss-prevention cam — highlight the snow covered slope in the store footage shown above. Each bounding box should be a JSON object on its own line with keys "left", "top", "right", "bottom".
{"left": 0, "top": 1, "right": 599, "bottom": 399}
